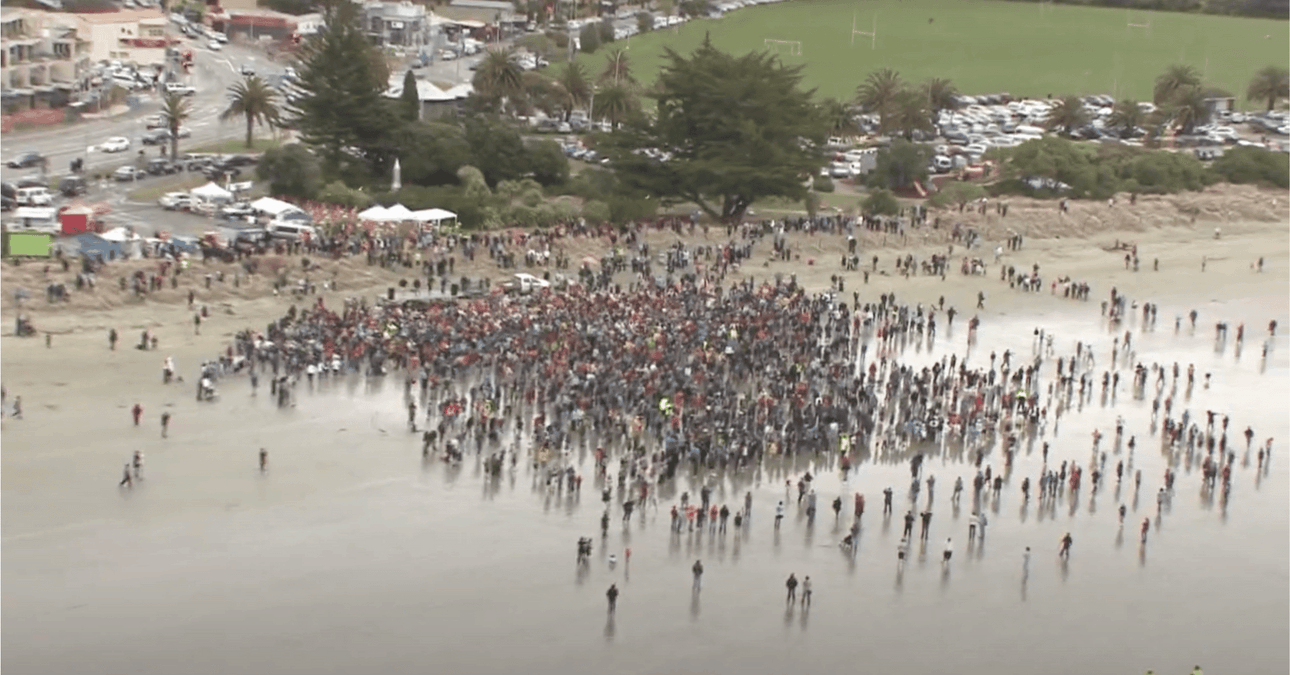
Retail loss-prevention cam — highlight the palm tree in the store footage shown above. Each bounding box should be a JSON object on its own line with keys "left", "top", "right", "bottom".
{"left": 1044, "top": 95, "right": 1088, "bottom": 137}
{"left": 593, "top": 82, "right": 636, "bottom": 130}
{"left": 558, "top": 61, "right": 592, "bottom": 119}
{"left": 891, "top": 87, "right": 932, "bottom": 140}
{"left": 1169, "top": 85, "right": 1211, "bottom": 134}
{"left": 1107, "top": 99, "right": 1144, "bottom": 139}
{"left": 820, "top": 98, "right": 859, "bottom": 138}
{"left": 855, "top": 68, "right": 903, "bottom": 133}
{"left": 159, "top": 93, "right": 191, "bottom": 161}
{"left": 1247, "top": 66, "right": 1290, "bottom": 112}
{"left": 923, "top": 77, "right": 958, "bottom": 118}
{"left": 1153, "top": 64, "right": 1201, "bottom": 105}
{"left": 473, "top": 48, "right": 524, "bottom": 103}
{"left": 521, "top": 70, "right": 564, "bottom": 118}
{"left": 221, "top": 75, "right": 280, "bottom": 149}
{"left": 599, "top": 47, "right": 636, "bottom": 87}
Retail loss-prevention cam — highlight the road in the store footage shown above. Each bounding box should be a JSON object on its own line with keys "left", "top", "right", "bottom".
{"left": 2, "top": 39, "right": 287, "bottom": 177}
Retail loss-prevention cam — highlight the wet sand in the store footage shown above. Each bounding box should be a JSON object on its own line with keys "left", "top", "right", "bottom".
{"left": 3, "top": 219, "right": 1288, "bottom": 675}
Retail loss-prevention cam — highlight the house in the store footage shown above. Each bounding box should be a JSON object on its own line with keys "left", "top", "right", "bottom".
{"left": 61, "top": 9, "right": 173, "bottom": 65}
{"left": 220, "top": 9, "right": 301, "bottom": 43}
{"left": 363, "top": 1, "right": 438, "bottom": 48}
{"left": 438, "top": 0, "right": 518, "bottom": 27}
{"left": 384, "top": 74, "right": 472, "bottom": 119}
{"left": 2, "top": 10, "right": 93, "bottom": 112}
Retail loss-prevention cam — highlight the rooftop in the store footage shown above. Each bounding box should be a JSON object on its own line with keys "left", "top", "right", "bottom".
{"left": 60, "top": 8, "right": 167, "bottom": 25}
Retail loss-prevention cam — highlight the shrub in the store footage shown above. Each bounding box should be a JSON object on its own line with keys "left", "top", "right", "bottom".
{"left": 861, "top": 189, "right": 900, "bottom": 216}
{"left": 1210, "top": 147, "right": 1290, "bottom": 188}
{"left": 813, "top": 176, "right": 835, "bottom": 193}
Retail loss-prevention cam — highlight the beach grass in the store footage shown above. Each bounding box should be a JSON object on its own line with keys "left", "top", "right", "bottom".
{"left": 579, "top": 0, "right": 1288, "bottom": 107}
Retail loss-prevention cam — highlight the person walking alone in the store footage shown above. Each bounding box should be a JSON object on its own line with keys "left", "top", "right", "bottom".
{"left": 606, "top": 584, "right": 619, "bottom": 613}
{"left": 691, "top": 560, "right": 704, "bottom": 592}
{"left": 942, "top": 538, "right": 954, "bottom": 567}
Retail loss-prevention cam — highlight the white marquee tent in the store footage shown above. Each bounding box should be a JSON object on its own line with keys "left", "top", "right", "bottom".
{"left": 356, "top": 203, "right": 457, "bottom": 225}
{"left": 190, "top": 182, "right": 233, "bottom": 203}
{"left": 250, "top": 197, "right": 305, "bottom": 217}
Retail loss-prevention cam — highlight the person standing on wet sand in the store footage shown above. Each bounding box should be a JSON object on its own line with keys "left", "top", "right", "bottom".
{"left": 1059, "top": 533, "right": 1074, "bottom": 558}
{"left": 132, "top": 403, "right": 143, "bottom": 426}
{"left": 691, "top": 560, "right": 704, "bottom": 591}
{"left": 903, "top": 511, "right": 915, "bottom": 538}
{"left": 1022, "top": 547, "right": 1031, "bottom": 580}
{"left": 883, "top": 487, "right": 893, "bottom": 514}
{"left": 132, "top": 451, "right": 144, "bottom": 480}
{"left": 942, "top": 538, "right": 953, "bottom": 566}
{"left": 785, "top": 574, "right": 798, "bottom": 603}
{"left": 259, "top": 448, "right": 268, "bottom": 472}
{"left": 801, "top": 576, "right": 812, "bottom": 607}
{"left": 1140, "top": 518, "right": 1150, "bottom": 544}
{"left": 160, "top": 412, "right": 171, "bottom": 438}
{"left": 606, "top": 584, "right": 619, "bottom": 613}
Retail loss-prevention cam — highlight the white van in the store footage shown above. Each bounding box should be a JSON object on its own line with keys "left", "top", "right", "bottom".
{"left": 267, "top": 221, "right": 317, "bottom": 241}
{"left": 15, "top": 186, "right": 53, "bottom": 206}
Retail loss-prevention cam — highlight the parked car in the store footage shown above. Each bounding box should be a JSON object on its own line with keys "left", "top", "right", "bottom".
{"left": 7, "top": 151, "right": 44, "bottom": 169}
{"left": 240, "top": 63, "right": 255, "bottom": 76}
{"left": 158, "top": 191, "right": 195, "bottom": 210}
{"left": 101, "top": 136, "right": 131, "bottom": 153}
{"left": 164, "top": 82, "right": 196, "bottom": 96}
{"left": 203, "top": 165, "right": 242, "bottom": 180}
{"left": 208, "top": 39, "right": 222, "bottom": 51}
{"left": 147, "top": 158, "right": 182, "bottom": 175}
{"left": 142, "top": 130, "right": 169, "bottom": 145}
{"left": 145, "top": 114, "right": 168, "bottom": 129}
{"left": 59, "top": 176, "right": 88, "bottom": 197}
{"left": 113, "top": 166, "right": 147, "bottom": 181}
{"left": 15, "top": 186, "right": 53, "bottom": 206}
{"left": 266, "top": 221, "right": 318, "bottom": 241}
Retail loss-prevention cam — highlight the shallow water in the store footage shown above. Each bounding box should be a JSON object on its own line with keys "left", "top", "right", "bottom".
{"left": 3, "top": 294, "right": 1287, "bottom": 675}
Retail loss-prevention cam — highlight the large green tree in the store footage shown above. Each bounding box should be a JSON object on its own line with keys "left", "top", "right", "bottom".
{"left": 890, "top": 88, "right": 932, "bottom": 140}
{"left": 399, "top": 69, "right": 420, "bottom": 122}
{"left": 1043, "top": 95, "right": 1088, "bottom": 137}
{"left": 593, "top": 82, "right": 638, "bottom": 129}
{"left": 1153, "top": 64, "right": 1201, "bottom": 105}
{"left": 1167, "top": 85, "right": 1211, "bottom": 134}
{"left": 159, "top": 93, "right": 190, "bottom": 161}
{"left": 221, "top": 75, "right": 280, "bottom": 149}
{"left": 558, "top": 61, "right": 592, "bottom": 118}
{"left": 293, "top": 0, "right": 396, "bottom": 180}
{"left": 1107, "top": 99, "right": 1145, "bottom": 139}
{"left": 599, "top": 36, "right": 826, "bottom": 223}
{"left": 464, "top": 115, "right": 531, "bottom": 186}
{"left": 257, "top": 143, "right": 323, "bottom": 199}
{"left": 473, "top": 48, "right": 524, "bottom": 106}
{"left": 395, "top": 122, "right": 472, "bottom": 186}
{"left": 599, "top": 47, "right": 636, "bottom": 87}
{"left": 923, "top": 77, "right": 958, "bottom": 118}
{"left": 1247, "top": 66, "right": 1290, "bottom": 111}
{"left": 820, "top": 98, "right": 859, "bottom": 137}
{"left": 868, "top": 140, "right": 929, "bottom": 190}
{"left": 855, "top": 68, "right": 903, "bottom": 133}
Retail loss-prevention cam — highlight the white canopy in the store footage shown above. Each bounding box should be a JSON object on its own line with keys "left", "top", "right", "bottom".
{"left": 384, "top": 203, "right": 414, "bottom": 220}
{"left": 411, "top": 208, "right": 457, "bottom": 223}
{"left": 250, "top": 197, "right": 302, "bottom": 216}
{"left": 190, "top": 182, "right": 233, "bottom": 201}
{"left": 357, "top": 205, "right": 389, "bottom": 221}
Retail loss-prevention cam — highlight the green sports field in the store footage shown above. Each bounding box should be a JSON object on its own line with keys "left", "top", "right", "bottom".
{"left": 580, "top": 0, "right": 1289, "bottom": 107}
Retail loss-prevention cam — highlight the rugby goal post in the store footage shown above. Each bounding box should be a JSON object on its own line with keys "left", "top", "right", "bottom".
{"left": 764, "top": 39, "right": 803, "bottom": 56}
{"left": 1126, "top": 10, "right": 1151, "bottom": 37}
{"left": 851, "top": 12, "right": 876, "bottom": 50}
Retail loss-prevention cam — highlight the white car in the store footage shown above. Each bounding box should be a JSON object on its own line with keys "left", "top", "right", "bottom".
{"left": 158, "top": 192, "right": 195, "bottom": 210}
{"left": 208, "top": 39, "right": 222, "bottom": 51}
{"left": 165, "top": 82, "right": 196, "bottom": 96}
{"left": 101, "top": 136, "right": 131, "bottom": 153}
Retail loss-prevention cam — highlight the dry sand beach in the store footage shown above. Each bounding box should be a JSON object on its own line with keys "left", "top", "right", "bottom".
{"left": 2, "top": 186, "right": 1288, "bottom": 675}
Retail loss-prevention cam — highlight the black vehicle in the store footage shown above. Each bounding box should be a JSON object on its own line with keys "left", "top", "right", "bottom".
{"left": 1, "top": 194, "right": 15, "bottom": 211}
{"left": 141, "top": 130, "right": 170, "bottom": 146}
{"left": 59, "top": 175, "right": 88, "bottom": 197}
{"left": 14, "top": 175, "right": 47, "bottom": 189}
{"left": 203, "top": 165, "right": 242, "bottom": 180}
{"left": 223, "top": 154, "right": 259, "bottom": 168}
{"left": 147, "top": 158, "right": 182, "bottom": 176}
{"left": 7, "top": 151, "right": 43, "bottom": 169}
